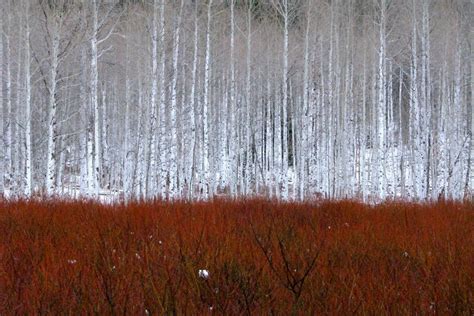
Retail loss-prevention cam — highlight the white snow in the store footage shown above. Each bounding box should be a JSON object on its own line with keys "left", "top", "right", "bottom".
{"left": 198, "top": 269, "right": 209, "bottom": 279}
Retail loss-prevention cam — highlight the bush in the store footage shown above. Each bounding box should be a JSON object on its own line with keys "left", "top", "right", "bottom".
{"left": 0, "top": 198, "right": 472, "bottom": 314}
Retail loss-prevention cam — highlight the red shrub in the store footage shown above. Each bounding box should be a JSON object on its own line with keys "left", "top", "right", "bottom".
{"left": 0, "top": 198, "right": 472, "bottom": 314}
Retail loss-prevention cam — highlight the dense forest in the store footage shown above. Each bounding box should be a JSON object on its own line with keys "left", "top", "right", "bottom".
{"left": 0, "top": 0, "right": 472, "bottom": 200}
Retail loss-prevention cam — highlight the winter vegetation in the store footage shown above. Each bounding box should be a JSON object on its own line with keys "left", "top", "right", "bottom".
{"left": 0, "top": 199, "right": 473, "bottom": 314}
{"left": 1, "top": 1, "right": 473, "bottom": 312}
{"left": 0, "top": 0, "right": 472, "bottom": 201}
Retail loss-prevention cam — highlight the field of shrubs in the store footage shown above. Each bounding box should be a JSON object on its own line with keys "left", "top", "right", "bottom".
{"left": 0, "top": 198, "right": 472, "bottom": 314}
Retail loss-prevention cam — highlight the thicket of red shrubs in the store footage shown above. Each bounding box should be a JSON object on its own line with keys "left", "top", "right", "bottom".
{"left": 0, "top": 198, "right": 472, "bottom": 314}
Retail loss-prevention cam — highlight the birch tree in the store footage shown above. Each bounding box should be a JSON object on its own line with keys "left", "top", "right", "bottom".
{"left": 0, "top": 8, "right": 4, "bottom": 196}
{"left": 202, "top": 0, "right": 213, "bottom": 198}
{"left": 44, "top": 3, "right": 61, "bottom": 195}
{"left": 376, "top": 0, "right": 387, "bottom": 199}
{"left": 0, "top": 0, "right": 470, "bottom": 201}
{"left": 24, "top": 0, "right": 32, "bottom": 196}
{"left": 146, "top": 0, "right": 159, "bottom": 198}
{"left": 169, "top": 0, "right": 184, "bottom": 198}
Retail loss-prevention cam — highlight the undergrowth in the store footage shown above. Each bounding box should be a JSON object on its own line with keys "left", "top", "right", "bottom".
{"left": 0, "top": 198, "right": 472, "bottom": 314}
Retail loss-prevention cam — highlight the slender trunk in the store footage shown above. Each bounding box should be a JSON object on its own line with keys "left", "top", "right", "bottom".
{"left": 158, "top": 0, "right": 167, "bottom": 197}
{"left": 91, "top": 0, "right": 101, "bottom": 196}
{"left": 399, "top": 67, "right": 405, "bottom": 197}
{"left": 229, "top": 0, "right": 237, "bottom": 196}
{"left": 281, "top": 0, "right": 289, "bottom": 199}
{"left": 46, "top": 19, "right": 60, "bottom": 195}
{"left": 245, "top": 0, "right": 252, "bottom": 195}
{"left": 265, "top": 63, "right": 272, "bottom": 195}
{"left": 377, "top": 0, "right": 387, "bottom": 199}
{"left": 327, "top": 2, "right": 335, "bottom": 198}
{"left": 24, "top": 1, "right": 32, "bottom": 196}
{"left": 147, "top": 0, "right": 159, "bottom": 198}
{"left": 5, "top": 12, "right": 12, "bottom": 189}
{"left": 14, "top": 21, "right": 23, "bottom": 194}
{"left": 188, "top": 1, "right": 199, "bottom": 199}
{"left": 361, "top": 48, "right": 367, "bottom": 200}
{"left": 421, "top": 0, "right": 431, "bottom": 198}
{"left": 101, "top": 84, "right": 109, "bottom": 189}
{"left": 169, "top": 0, "right": 184, "bottom": 198}
{"left": 467, "top": 29, "right": 474, "bottom": 198}
{"left": 300, "top": 0, "right": 311, "bottom": 200}
{"left": 0, "top": 12, "right": 4, "bottom": 195}
{"left": 410, "top": 1, "right": 421, "bottom": 198}
{"left": 202, "top": 0, "right": 213, "bottom": 198}
{"left": 123, "top": 21, "right": 131, "bottom": 199}
{"left": 86, "top": 48, "right": 95, "bottom": 197}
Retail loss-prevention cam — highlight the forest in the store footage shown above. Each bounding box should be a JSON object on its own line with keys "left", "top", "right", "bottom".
{"left": 0, "top": 0, "right": 471, "bottom": 201}
{"left": 1, "top": 1, "right": 473, "bottom": 313}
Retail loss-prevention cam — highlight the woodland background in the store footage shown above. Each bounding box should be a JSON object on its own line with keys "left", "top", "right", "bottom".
{"left": 0, "top": 0, "right": 472, "bottom": 201}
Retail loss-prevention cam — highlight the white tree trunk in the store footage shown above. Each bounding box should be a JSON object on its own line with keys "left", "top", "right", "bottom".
{"left": 147, "top": 0, "right": 159, "bottom": 198}
{"left": 245, "top": 0, "right": 252, "bottom": 195}
{"left": 202, "top": 0, "right": 213, "bottom": 198}
{"left": 300, "top": 0, "right": 311, "bottom": 200}
{"left": 13, "top": 22, "right": 22, "bottom": 194}
{"left": 281, "top": 0, "right": 289, "bottom": 200}
{"left": 377, "top": 0, "right": 387, "bottom": 200}
{"left": 24, "top": 0, "right": 32, "bottom": 196}
{"left": 169, "top": 0, "right": 184, "bottom": 199}
{"left": 123, "top": 29, "right": 132, "bottom": 199}
{"left": 187, "top": 1, "right": 199, "bottom": 199}
{"left": 158, "top": 0, "right": 167, "bottom": 197}
{"left": 79, "top": 47, "right": 89, "bottom": 196}
{"left": 421, "top": 0, "right": 430, "bottom": 198}
{"left": 410, "top": 1, "right": 422, "bottom": 199}
{"left": 0, "top": 12, "right": 4, "bottom": 195}
{"left": 229, "top": 0, "right": 237, "bottom": 196}
{"left": 361, "top": 49, "right": 367, "bottom": 200}
{"left": 5, "top": 12, "right": 12, "bottom": 189}
{"left": 398, "top": 67, "right": 405, "bottom": 197}
{"left": 101, "top": 84, "right": 109, "bottom": 188}
{"left": 90, "top": 0, "right": 101, "bottom": 196}
{"left": 46, "top": 18, "right": 60, "bottom": 195}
